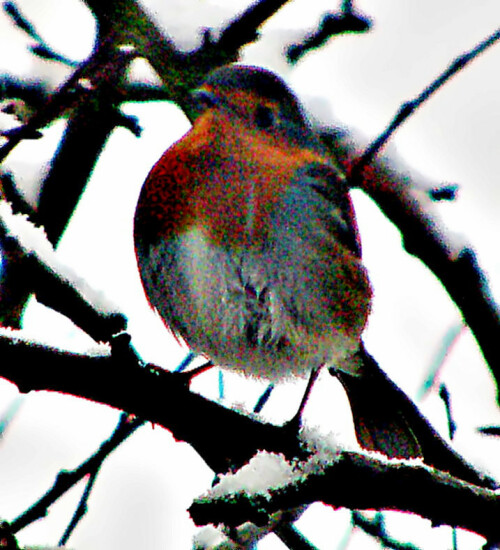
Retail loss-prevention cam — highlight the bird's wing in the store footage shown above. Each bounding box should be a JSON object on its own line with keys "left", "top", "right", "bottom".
{"left": 270, "top": 162, "right": 362, "bottom": 258}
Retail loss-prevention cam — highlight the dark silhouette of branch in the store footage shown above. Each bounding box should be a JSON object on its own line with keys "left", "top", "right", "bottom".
{"left": 57, "top": 468, "right": 99, "bottom": 545}
{"left": 0, "top": 223, "right": 31, "bottom": 328}
{"left": 3, "top": 1, "right": 78, "bottom": 67}
{"left": 0, "top": 335, "right": 303, "bottom": 474}
{"left": 10, "top": 413, "right": 143, "bottom": 533}
{"left": 439, "top": 384, "right": 457, "bottom": 440}
{"left": 253, "top": 383, "right": 275, "bottom": 413}
{"left": 287, "top": 0, "right": 371, "bottom": 63}
{"left": 428, "top": 183, "right": 459, "bottom": 202}
{"left": 478, "top": 425, "right": 500, "bottom": 437}
{"left": 189, "top": 451, "right": 500, "bottom": 543}
{"left": 0, "top": 331, "right": 495, "bottom": 490}
{"left": 0, "top": 521, "right": 21, "bottom": 549}
{"left": 34, "top": 43, "right": 138, "bottom": 244}
{"left": 352, "top": 511, "right": 422, "bottom": 550}
{"left": 274, "top": 523, "right": 319, "bottom": 550}
{"left": 351, "top": 26, "right": 500, "bottom": 177}
{"left": 83, "top": 0, "right": 293, "bottom": 113}
{"left": 416, "top": 323, "right": 464, "bottom": 401}
{"left": 0, "top": 215, "right": 126, "bottom": 340}
{"left": 0, "top": 173, "right": 35, "bottom": 218}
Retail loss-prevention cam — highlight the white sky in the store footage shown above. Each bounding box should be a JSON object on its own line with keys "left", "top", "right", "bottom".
{"left": 0, "top": 0, "right": 499, "bottom": 549}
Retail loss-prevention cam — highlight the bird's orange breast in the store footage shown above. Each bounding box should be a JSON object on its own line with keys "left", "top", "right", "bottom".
{"left": 135, "top": 110, "right": 325, "bottom": 249}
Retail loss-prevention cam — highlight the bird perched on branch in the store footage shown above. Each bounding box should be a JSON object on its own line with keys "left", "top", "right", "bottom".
{"left": 133, "top": 64, "right": 425, "bottom": 460}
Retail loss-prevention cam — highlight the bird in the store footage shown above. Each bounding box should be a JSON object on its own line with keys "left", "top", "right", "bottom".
{"left": 133, "top": 64, "right": 488, "bottom": 474}
{"left": 134, "top": 64, "right": 370, "bottom": 375}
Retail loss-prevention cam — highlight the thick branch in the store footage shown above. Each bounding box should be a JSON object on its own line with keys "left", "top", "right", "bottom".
{"left": 0, "top": 336, "right": 302, "bottom": 473}
{"left": 35, "top": 43, "right": 136, "bottom": 244}
{"left": 190, "top": 451, "right": 500, "bottom": 542}
{"left": 0, "top": 214, "right": 125, "bottom": 341}
{"left": 0, "top": 334, "right": 495, "bottom": 493}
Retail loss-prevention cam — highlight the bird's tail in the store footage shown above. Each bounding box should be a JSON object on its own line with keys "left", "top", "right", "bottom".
{"left": 333, "top": 344, "right": 497, "bottom": 489}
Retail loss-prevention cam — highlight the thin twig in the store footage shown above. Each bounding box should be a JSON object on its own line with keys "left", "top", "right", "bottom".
{"left": 10, "top": 413, "right": 143, "bottom": 533}
{"left": 439, "top": 384, "right": 457, "bottom": 441}
{"left": 3, "top": 1, "right": 78, "bottom": 66}
{"left": 352, "top": 511, "right": 422, "bottom": 550}
{"left": 275, "top": 523, "right": 320, "bottom": 550}
{"left": 57, "top": 465, "right": 99, "bottom": 546}
{"left": 351, "top": 26, "right": 500, "bottom": 178}
{"left": 253, "top": 383, "right": 274, "bottom": 414}
{"left": 416, "top": 324, "right": 465, "bottom": 401}
{"left": 287, "top": 1, "right": 371, "bottom": 63}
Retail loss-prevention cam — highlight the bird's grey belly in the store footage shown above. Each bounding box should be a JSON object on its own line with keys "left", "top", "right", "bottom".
{"left": 139, "top": 226, "right": 369, "bottom": 380}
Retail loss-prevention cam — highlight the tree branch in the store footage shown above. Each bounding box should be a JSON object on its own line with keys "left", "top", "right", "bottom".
{"left": 10, "top": 413, "right": 143, "bottom": 533}
{"left": 0, "top": 335, "right": 301, "bottom": 474}
{"left": 83, "top": 0, "right": 293, "bottom": 112}
{"left": 190, "top": 451, "right": 500, "bottom": 543}
{"left": 351, "top": 26, "right": 500, "bottom": 177}
{"left": 0, "top": 332, "right": 495, "bottom": 492}
{"left": 0, "top": 212, "right": 126, "bottom": 340}
{"left": 287, "top": 1, "right": 371, "bottom": 63}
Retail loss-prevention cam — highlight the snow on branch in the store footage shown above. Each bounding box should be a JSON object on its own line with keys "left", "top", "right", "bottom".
{"left": 0, "top": 201, "right": 125, "bottom": 340}
{"left": 190, "top": 450, "right": 500, "bottom": 543}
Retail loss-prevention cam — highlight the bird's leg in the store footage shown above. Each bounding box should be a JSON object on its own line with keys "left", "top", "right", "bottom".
{"left": 287, "top": 365, "right": 323, "bottom": 429}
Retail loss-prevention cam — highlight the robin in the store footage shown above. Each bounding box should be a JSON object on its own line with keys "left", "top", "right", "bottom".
{"left": 133, "top": 64, "right": 421, "bottom": 459}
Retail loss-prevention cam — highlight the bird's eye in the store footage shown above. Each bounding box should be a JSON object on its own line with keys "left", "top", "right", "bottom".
{"left": 254, "top": 105, "right": 276, "bottom": 129}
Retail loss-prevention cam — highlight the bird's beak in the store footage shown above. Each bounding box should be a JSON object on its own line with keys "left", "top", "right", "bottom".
{"left": 189, "top": 87, "right": 219, "bottom": 113}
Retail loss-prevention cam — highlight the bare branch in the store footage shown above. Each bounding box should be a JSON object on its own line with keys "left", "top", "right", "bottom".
{"left": 3, "top": 1, "right": 78, "bottom": 66}
{"left": 287, "top": 2, "right": 371, "bottom": 63}
{"left": 274, "top": 523, "right": 320, "bottom": 550}
{"left": 83, "top": 0, "right": 294, "bottom": 111}
{"left": 351, "top": 26, "right": 500, "bottom": 177}
{"left": 34, "top": 44, "right": 138, "bottom": 244}
{"left": 0, "top": 335, "right": 300, "bottom": 474}
{"left": 10, "top": 413, "right": 143, "bottom": 533}
{"left": 352, "top": 511, "right": 422, "bottom": 550}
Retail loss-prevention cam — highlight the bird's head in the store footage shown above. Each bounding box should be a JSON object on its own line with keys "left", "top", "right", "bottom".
{"left": 189, "top": 64, "right": 311, "bottom": 145}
